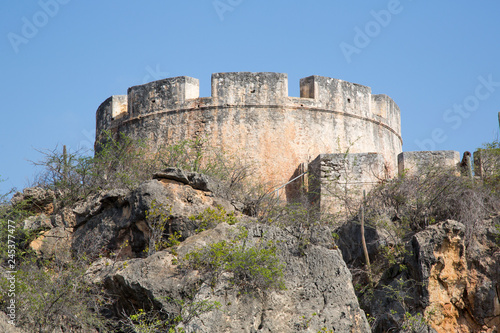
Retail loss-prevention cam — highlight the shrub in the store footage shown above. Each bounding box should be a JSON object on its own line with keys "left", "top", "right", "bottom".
{"left": 92, "top": 130, "right": 161, "bottom": 191}
{"left": 365, "top": 166, "right": 500, "bottom": 244}
{"left": 159, "top": 136, "right": 254, "bottom": 201}
{"left": 144, "top": 200, "right": 173, "bottom": 256}
{"left": 31, "top": 133, "right": 256, "bottom": 209}
{"left": 182, "top": 228, "right": 285, "bottom": 291}
{"left": 0, "top": 257, "right": 111, "bottom": 332}
{"left": 120, "top": 297, "right": 221, "bottom": 333}
{"left": 0, "top": 197, "right": 37, "bottom": 265}
{"left": 31, "top": 145, "right": 95, "bottom": 207}
{"left": 189, "top": 205, "right": 238, "bottom": 233}
{"left": 31, "top": 131, "right": 163, "bottom": 207}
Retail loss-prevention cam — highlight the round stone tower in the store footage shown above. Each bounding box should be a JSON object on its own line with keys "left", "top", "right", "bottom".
{"left": 95, "top": 72, "right": 402, "bottom": 197}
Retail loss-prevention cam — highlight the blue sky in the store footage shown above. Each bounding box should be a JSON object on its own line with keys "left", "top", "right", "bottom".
{"left": 2, "top": 1, "right": 500, "bottom": 194}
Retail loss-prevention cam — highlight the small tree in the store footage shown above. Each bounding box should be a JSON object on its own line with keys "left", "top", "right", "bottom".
{"left": 145, "top": 200, "right": 172, "bottom": 256}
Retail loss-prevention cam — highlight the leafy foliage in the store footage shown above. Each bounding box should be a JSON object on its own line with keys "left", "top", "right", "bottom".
{"left": 0, "top": 257, "right": 111, "bottom": 332}
{"left": 144, "top": 199, "right": 173, "bottom": 256}
{"left": 120, "top": 296, "right": 220, "bottom": 333}
{"left": 189, "top": 205, "right": 238, "bottom": 233}
{"left": 182, "top": 228, "right": 285, "bottom": 291}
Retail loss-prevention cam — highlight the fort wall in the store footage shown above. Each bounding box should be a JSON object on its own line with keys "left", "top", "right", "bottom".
{"left": 95, "top": 72, "right": 402, "bottom": 195}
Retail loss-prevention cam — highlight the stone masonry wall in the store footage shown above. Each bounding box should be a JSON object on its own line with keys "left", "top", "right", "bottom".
{"left": 309, "top": 153, "right": 386, "bottom": 213}
{"left": 95, "top": 72, "right": 402, "bottom": 196}
{"left": 398, "top": 151, "right": 460, "bottom": 176}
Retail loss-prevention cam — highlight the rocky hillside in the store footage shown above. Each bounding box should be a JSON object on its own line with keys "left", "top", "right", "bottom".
{"left": 1, "top": 168, "right": 499, "bottom": 332}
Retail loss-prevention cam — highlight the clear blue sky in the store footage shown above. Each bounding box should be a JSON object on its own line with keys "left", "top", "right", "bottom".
{"left": 2, "top": 1, "right": 500, "bottom": 194}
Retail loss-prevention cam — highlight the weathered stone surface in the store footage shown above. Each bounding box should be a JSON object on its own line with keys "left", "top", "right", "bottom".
{"left": 398, "top": 151, "right": 460, "bottom": 176}
{"left": 87, "top": 222, "right": 371, "bottom": 333}
{"left": 96, "top": 73, "right": 402, "bottom": 199}
{"left": 29, "top": 226, "right": 72, "bottom": 261}
{"left": 72, "top": 179, "right": 234, "bottom": 258}
{"left": 408, "top": 220, "right": 468, "bottom": 332}
{"left": 10, "top": 187, "right": 55, "bottom": 214}
{"left": 72, "top": 188, "right": 129, "bottom": 227}
{"left": 153, "top": 167, "right": 220, "bottom": 193}
{"left": 465, "top": 215, "right": 500, "bottom": 331}
{"left": 309, "top": 152, "right": 386, "bottom": 213}
{"left": 22, "top": 213, "right": 52, "bottom": 231}
{"left": 51, "top": 206, "right": 77, "bottom": 228}
{"left": 363, "top": 219, "right": 500, "bottom": 333}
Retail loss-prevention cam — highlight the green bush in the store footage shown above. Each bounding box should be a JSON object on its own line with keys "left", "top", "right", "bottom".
{"left": 32, "top": 131, "right": 162, "bottom": 207}
{"left": 0, "top": 198, "right": 37, "bottom": 265}
{"left": 189, "top": 205, "right": 238, "bottom": 233}
{"left": 182, "top": 228, "right": 285, "bottom": 291}
{"left": 0, "top": 258, "right": 111, "bottom": 332}
{"left": 144, "top": 200, "right": 173, "bottom": 256}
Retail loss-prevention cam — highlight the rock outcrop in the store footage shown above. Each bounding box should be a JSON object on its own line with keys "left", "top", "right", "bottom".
{"left": 6, "top": 169, "right": 500, "bottom": 333}
{"left": 87, "top": 221, "right": 371, "bottom": 333}
{"left": 362, "top": 219, "right": 500, "bottom": 333}
{"left": 72, "top": 172, "right": 234, "bottom": 258}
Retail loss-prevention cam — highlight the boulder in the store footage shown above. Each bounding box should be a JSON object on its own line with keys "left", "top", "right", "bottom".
{"left": 72, "top": 179, "right": 235, "bottom": 258}
{"left": 29, "top": 226, "right": 72, "bottom": 261}
{"left": 153, "top": 167, "right": 220, "bottom": 193}
{"left": 465, "top": 215, "right": 500, "bottom": 330}
{"left": 87, "top": 221, "right": 371, "bottom": 333}
{"left": 10, "top": 187, "right": 55, "bottom": 214}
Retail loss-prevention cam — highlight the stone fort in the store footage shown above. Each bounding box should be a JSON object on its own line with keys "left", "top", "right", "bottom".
{"left": 94, "top": 72, "right": 461, "bottom": 210}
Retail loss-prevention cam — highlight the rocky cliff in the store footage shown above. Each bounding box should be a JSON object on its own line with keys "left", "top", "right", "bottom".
{"left": 2, "top": 169, "right": 500, "bottom": 332}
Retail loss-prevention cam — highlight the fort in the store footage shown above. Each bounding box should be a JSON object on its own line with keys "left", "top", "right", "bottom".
{"left": 95, "top": 72, "right": 404, "bottom": 204}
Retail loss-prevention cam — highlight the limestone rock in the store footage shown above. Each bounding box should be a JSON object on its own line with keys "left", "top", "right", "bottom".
{"left": 10, "top": 187, "right": 55, "bottom": 214}
{"left": 87, "top": 222, "right": 371, "bottom": 333}
{"left": 29, "top": 227, "right": 72, "bottom": 261}
{"left": 22, "top": 213, "right": 52, "bottom": 231}
{"left": 364, "top": 219, "right": 500, "bottom": 333}
{"left": 465, "top": 215, "right": 500, "bottom": 330}
{"left": 72, "top": 179, "right": 234, "bottom": 258}
{"left": 153, "top": 167, "right": 220, "bottom": 193}
{"left": 408, "top": 220, "right": 468, "bottom": 332}
{"left": 51, "top": 206, "right": 77, "bottom": 228}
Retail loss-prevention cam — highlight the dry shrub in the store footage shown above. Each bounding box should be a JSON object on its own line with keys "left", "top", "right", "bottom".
{"left": 365, "top": 166, "right": 500, "bottom": 246}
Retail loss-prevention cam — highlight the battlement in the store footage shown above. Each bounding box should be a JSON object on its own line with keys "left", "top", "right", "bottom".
{"left": 212, "top": 72, "right": 288, "bottom": 104}
{"left": 96, "top": 72, "right": 401, "bottom": 139}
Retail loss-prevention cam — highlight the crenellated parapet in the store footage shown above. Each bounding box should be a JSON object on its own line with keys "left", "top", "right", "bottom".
{"left": 95, "top": 72, "right": 402, "bottom": 197}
